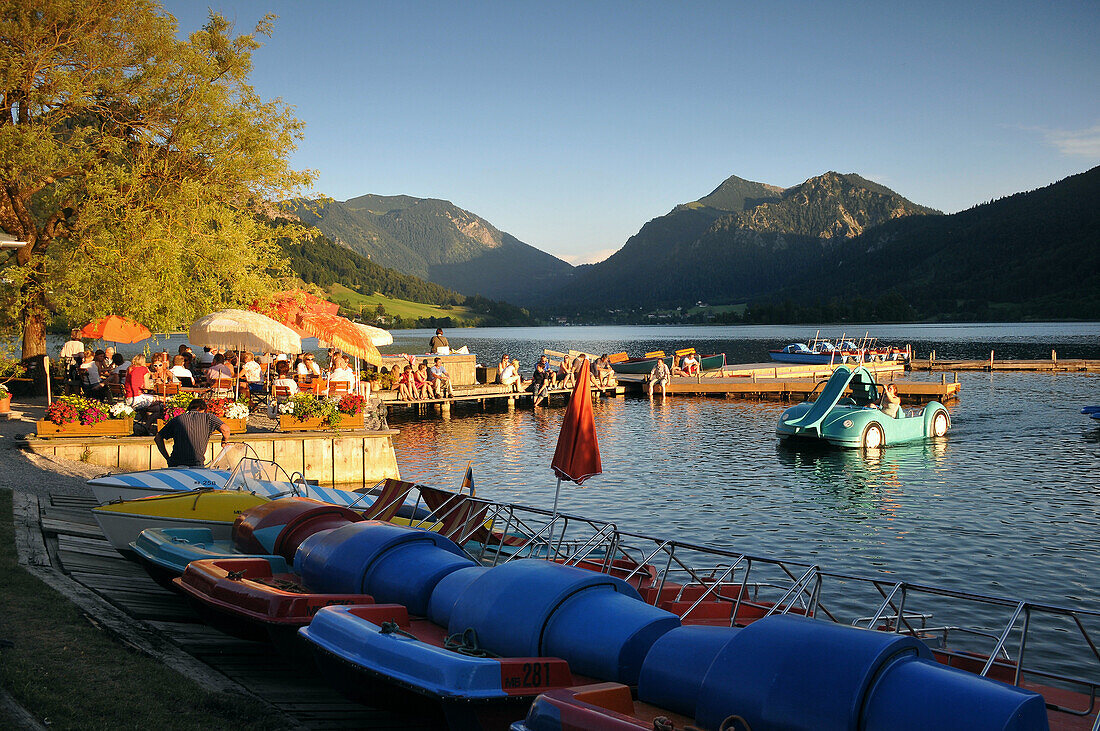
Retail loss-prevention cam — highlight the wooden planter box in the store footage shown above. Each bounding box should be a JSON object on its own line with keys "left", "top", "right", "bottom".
{"left": 36, "top": 418, "right": 133, "bottom": 438}
{"left": 0, "top": 395, "right": 10, "bottom": 413}
{"left": 156, "top": 417, "right": 247, "bottom": 434}
{"left": 278, "top": 413, "right": 363, "bottom": 432}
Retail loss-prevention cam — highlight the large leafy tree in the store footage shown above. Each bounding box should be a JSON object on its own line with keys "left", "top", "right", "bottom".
{"left": 0, "top": 0, "right": 313, "bottom": 359}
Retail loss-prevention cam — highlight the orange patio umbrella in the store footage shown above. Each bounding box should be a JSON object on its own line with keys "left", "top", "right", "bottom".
{"left": 80, "top": 315, "right": 152, "bottom": 344}
{"left": 549, "top": 358, "right": 602, "bottom": 516}
{"left": 296, "top": 311, "right": 382, "bottom": 366}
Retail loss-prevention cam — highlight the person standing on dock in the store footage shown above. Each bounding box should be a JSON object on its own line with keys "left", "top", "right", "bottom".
{"left": 429, "top": 328, "right": 449, "bottom": 354}
{"left": 154, "top": 399, "right": 230, "bottom": 468}
{"left": 648, "top": 358, "right": 671, "bottom": 398}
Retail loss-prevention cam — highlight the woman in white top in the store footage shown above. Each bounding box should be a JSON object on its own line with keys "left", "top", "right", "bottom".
{"left": 268, "top": 361, "right": 299, "bottom": 416}
{"left": 297, "top": 354, "right": 321, "bottom": 379}
{"left": 500, "top": 358, "right": 520, "bottom": 391}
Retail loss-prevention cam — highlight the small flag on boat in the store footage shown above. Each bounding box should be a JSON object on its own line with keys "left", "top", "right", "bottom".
{"left": 459, "top": 462, "right": 475, "bottom": 496}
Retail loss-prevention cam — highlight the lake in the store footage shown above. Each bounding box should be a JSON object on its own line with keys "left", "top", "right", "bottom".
{"left": 383, "top": 323, "right": 1100, "bottom": 670}
{"left": 41, "top": 321, "right": 1100, "bottom": 671}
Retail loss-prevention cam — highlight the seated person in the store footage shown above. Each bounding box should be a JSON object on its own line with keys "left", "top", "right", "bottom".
{"left": 124, "top": 354, "right": 156, "bottom": 409}
{"left": 238, "top": 351, "right": 264, "bottom": 394}
{"left": 413, "top": 361, "right": 433, "bottom": 399}
{"left": 107, "top": 353, "right": 128, "bottom": 385}
{"left": 397, "top": 365, "right": 417, "bottom": 401}
{"left": 556, "top": 358, "right": 574, "bottom": 389}
{"left": 197, "top": 346, "right": 216, "bottom": 368}
{"left": 594, "top": 354, "right": 615, "bottom": 387}
{"left": 878, "top": 382, "right": 902, "bottom": 418}
{"left": 267, "top": 361, "right": 298, "bottom": 416}
{"left": 150, "top": 355, "right": 176, "bottom": 386}
{"left": 297, "top": 353, "right": 321, "bottom": 380}
{"left": 429, "top": 328, "right": 449, "bottom": 354}
{"left": 648, "top": 357, "right": 672, "bottom": 398}
{"left": 169, "top": 355, "right": 194, "bottom": 387}
{"left": 154, "top": 399, "right": 230, "bottom": 468}
{"left": 531, "top": 355, "right": 552, "bottom": 407}
{"left": 680, "top": 353, "right": 700, "bottom": 376}
{"left": 500, "top": 358, "right": 520, "bottom": 391}
{"left": 328, "top": 354, "right": 357, "bottom": 390}
{"left": 205, "top": 353, "right": 234, "bottom": 383}
{"left": 428, "top": 357, "right": 454, "bottom": 398}
{"left": 496, "top": 354, "right": 510, "bottom": 383}
{"left": 79, "top": 350, "right": 105, "bottom": 399}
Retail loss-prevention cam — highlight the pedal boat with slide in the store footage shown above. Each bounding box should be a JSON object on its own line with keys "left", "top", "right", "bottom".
{"left": 776, "top": 364, "right": 950, "bottom": 449}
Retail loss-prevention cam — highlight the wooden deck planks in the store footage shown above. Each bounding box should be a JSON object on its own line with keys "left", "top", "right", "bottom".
{"left": 34, "top": 491, "right": 433, "bottom": 728}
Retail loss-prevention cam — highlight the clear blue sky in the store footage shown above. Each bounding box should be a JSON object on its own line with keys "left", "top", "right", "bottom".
{"left": 164, "top": 0, "right": 1098, "bottom": 264}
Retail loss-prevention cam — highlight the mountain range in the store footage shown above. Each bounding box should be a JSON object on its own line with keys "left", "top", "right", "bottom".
{"left": 295, "top": 166, "right": 1099, "bottom": 322}
{"left": 291, "top": 195, "right": 573, "bottom": 303}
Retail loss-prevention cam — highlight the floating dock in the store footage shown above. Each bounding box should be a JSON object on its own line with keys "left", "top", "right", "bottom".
{"left": 377, "top": 382, "right": 624, "bottom": 413}
{"left": 911, "top": 352, "right": 1100, "bottom": 372}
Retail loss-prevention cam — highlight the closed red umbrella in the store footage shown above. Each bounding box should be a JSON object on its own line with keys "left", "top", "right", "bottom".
{"left": 550, "top": 358, "right": 602, "bottom": 515}
{"left": 80, "top": 315, "right": 152, "bottom": 343}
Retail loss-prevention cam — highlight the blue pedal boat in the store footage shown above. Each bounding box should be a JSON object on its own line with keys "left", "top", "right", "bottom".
{"left": 776, "top": 365, "right": 950, "bottom": 449}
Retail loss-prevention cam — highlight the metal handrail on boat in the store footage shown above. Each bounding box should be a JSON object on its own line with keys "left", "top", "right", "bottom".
{"left": 447, "top": 494, "right": 1099, "bottom": 725}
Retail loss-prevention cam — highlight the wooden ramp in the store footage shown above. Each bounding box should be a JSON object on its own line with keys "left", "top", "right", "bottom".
{"left": 33, "top": 493, "right": 434, "bottom": 729}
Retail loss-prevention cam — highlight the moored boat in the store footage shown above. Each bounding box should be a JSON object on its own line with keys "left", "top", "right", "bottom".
{"left": 93, "top": 490, "right": 271, "bottom": 553}
{"left": 130, "top": 496, "right": 364, "bottom": 589}
{"left": 610, "top": 352, "right": 726, "bottom": 375}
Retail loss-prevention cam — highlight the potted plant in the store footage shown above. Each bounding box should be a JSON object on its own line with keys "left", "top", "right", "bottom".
{"left": 278, "top": 392, "right": 364, "bottom": 432}
{"left": 0, "top": 384, "right": 10, "bottom": 414}
{"left": 37, "top": 395, "right": 134, "bottom": 437}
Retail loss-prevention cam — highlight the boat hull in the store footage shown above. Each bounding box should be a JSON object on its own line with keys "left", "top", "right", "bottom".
{"left": 92, "top": 491, "right": 270, "bottom": 552}
{"left": 611, "top": 353, "right": 726, "bottom": 375}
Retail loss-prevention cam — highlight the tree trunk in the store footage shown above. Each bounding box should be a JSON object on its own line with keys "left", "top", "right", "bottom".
{"left": 21, "top": 303, "right": 47, "bottom": 360}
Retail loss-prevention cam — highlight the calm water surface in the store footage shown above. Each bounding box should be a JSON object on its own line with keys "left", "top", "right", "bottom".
{"left": 384, "top": 324, "right": 1100, "bottom": 624}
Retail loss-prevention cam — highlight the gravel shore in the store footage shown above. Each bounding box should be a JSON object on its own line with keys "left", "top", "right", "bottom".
{"left": 0, "top": 397, "right": 103, "bottom": 497}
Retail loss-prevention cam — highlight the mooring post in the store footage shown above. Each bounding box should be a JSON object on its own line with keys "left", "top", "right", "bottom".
{"left": 989, "top": 350, "right": 995, "bottom": 370}
{"left": 1052, "top": 349, "right": 1057, "bottom": 363}
{"left": 941, "top": 373, "right": 946, "bottom": 385}
{"left": 954, "top": 371, "right": 958, "bottom": 383}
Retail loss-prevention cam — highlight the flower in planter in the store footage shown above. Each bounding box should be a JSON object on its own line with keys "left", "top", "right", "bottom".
{"left": 337, "top": 394, "right": 365, "bottom": 416}
{"left": 47, "top": 401, "right": 79, "bottom": 425}
{"left": 0, "top": 384, "right": 9, "bottom": 400}
{"left": 224, "top": 401, "right": 250, "bottom": 420}
{"left": 109, "top": 403, "right": 135, "bottom": 419}
{"left": 277, "top": 401, "right": 295, "bottom": 415}
{"left": 80, "top": 404, "right": 109, "bottom": 426}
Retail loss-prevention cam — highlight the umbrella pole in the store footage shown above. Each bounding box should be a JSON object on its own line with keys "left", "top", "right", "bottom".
{"left": 551, "top": 477, "right": 563, "bottom": 518}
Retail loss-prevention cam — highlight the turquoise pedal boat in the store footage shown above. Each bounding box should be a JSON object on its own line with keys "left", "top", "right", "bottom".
{"left": 776, "top": 365, "right": 950, "bottom": 449}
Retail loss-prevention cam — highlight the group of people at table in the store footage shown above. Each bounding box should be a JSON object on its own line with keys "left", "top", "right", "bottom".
{"left": 59, "top": 329, "right": 365, "bottom": 412}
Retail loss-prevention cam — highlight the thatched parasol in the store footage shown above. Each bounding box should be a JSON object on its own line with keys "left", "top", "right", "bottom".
{"left": 355, "top": 321, "right": 393, "bottom": 347}
{"left": 297, "top": 311, "right": 382, "bottom": 366}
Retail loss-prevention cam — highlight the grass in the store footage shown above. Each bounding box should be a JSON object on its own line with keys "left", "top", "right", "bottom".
{"left": 0, "top": 490, "right": 287, "bottom": 730}
{"left": 327, "top": 283, "right": 477, "bottom": 322}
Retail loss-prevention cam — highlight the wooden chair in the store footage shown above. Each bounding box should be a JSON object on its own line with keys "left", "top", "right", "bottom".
{"left": 328, "top": 380, "right": 350, "bottom": 397}
{"left": 310, "top": 378, "right": 329, "bottom": 395}
{"left": 209, "top": 377, "right": 234, "bottom": 399}
{"left": 155, "top": 382, "right": 180, "bottom": 399}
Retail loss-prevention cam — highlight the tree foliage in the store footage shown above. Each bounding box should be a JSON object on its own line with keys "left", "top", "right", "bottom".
{"left": 0, "top": 0, "right": 313, "bottom": 357}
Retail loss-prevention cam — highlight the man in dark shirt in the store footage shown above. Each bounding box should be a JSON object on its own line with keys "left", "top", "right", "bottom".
{"left": 429, "top": 328, "right": 449, "bottom": 353}
{"left": 532, "top": 355, "right": 552, "bottom": 407}
{"left": 154, "top": 399, "right": 231, "bottom": 467}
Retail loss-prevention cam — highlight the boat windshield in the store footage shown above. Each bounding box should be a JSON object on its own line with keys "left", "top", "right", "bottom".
{"left": 222, "top": 458, "right": 300, "bottom": 497}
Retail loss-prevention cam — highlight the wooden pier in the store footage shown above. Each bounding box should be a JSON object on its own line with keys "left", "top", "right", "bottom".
{"left": 15, "top": 491, "right": 435, "bottom": 729}
{"left": 377, "top": 382, "right": 625, "bottom": 413}
{"left": 911, "top": 351, "right": 1100, "bottom": 372}
{"left": 615, "top": 374, "right": 959, "bottom": 403}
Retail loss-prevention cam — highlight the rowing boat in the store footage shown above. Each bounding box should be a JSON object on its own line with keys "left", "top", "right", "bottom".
{"left": 610, "top": 353, "right": 726, "bottom": 375}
